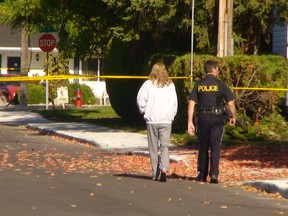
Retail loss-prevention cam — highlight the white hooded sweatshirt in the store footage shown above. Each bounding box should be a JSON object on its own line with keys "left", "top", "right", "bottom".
{"left": 137, "top": 80, "right": 178, "bottom": 124}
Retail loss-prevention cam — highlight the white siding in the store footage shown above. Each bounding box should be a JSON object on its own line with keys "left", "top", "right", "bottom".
{"left": 273, "top": 24, "right": 288, "bottom": 58}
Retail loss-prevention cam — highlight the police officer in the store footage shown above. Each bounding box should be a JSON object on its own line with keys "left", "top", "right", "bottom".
{"left": 187, "top": 60, "right": 236, "bottom": 183}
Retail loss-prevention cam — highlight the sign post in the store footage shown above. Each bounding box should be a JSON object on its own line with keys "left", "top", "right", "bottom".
{"left": 39, "top": 33, "right": 57, "bottom": 109}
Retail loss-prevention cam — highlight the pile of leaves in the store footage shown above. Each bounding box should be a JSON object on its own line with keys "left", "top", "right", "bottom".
{"left": 1, "top": 131, "right": 287, "bottom": 186}
{"left": 169, "top": 143, "right": 288, "bottom": 184}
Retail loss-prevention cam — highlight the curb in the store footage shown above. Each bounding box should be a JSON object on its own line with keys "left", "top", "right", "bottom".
{"left": 244, "top": 180, "right": 288, "bottom": 199}
{"left": 27, "top": 124, "right": 186, "bottom": 163}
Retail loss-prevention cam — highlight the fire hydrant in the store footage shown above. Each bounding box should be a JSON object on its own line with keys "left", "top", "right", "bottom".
{"left": 73, "top": 88, "right": 83, "bottom": 107}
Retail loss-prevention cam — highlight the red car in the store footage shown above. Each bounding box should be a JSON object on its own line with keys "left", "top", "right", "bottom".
{"left": 0, "top": 74, "right": 21, "bottom": 106}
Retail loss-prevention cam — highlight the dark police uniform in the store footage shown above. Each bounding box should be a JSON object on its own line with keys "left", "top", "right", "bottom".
{"left": 188, "top": 74, "right": 234, "bottom": 181}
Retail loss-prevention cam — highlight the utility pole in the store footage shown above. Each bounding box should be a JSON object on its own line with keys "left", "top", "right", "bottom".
{"left": 190, "top": 0, "right": 195, "bottom": 84}
{"left": 217, "top": 0, "right": 234, "bottom": 57}
{"left": 20, "top": 23, "right": 29, "bottom": 106}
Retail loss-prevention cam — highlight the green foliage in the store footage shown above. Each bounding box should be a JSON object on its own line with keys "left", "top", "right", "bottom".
{"left": 223, "top": 55, "right": 287, "bottom": 119}
{"left": 1, "top": 0, "right": 288, "bottom": 58}
{"left": 253, "top": 111, "right": 288, "bottom": 141}
{"left": 67, "top": 83, "right": 97, "bottom": 105}
{"left": 27, "top": 83, "right": 96, "bottom": 105}
{"left": 104, "top": 38, "right": 151, "bottom": 123}
{"left": 233, "top": 0, "right": 288, "bottom": 54}
{"left": 45, "top": 52, "right": 70, "bottom": 107}
{"left": 105, "top": 45, "right": 287, "bottom": 138}
{"left": 38, "top": 0, "right": 115, "bottom": 60}
{"left": 0, "top": 0, "right": 42, "bottom": 30}
{"left": 105, "top": 0, "right": 189, "bottom": 41}
{"left": 28, "top": 83, "right": 46, "bottom": 104}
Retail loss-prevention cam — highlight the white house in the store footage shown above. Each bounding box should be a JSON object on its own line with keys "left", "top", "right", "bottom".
{"left": 0, "top": 25, "right": 109, "bottom": 105}
{"left": 272, "top": 23, "right": 288, "bottom": 58}
{"left": 272, "top": 23, "right": 288, "bottom": 108}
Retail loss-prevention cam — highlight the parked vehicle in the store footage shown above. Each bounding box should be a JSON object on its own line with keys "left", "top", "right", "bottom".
{"left": 0, "top": 74, "right": 20, "bottom": 106}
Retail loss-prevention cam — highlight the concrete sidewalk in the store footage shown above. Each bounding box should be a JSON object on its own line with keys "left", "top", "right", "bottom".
{"left": 0, "top": 109, "right": 287, "bottom": 199}
{"left": 0, "top": 110, "right": 149, "bottom": 152}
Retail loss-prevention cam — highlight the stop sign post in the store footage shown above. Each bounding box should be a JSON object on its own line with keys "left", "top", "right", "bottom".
{"left": 38, "top": 33, "right": 57, "bottom": 110}
{"left": 39, "top": 34, "right": 56, "bottom": 52}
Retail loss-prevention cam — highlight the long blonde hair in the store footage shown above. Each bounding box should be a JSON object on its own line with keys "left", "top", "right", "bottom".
{"left": 149, "top": 62, "right": 172, "bottom": 87}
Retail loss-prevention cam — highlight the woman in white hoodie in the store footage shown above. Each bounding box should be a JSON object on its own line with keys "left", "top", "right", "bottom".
{"left": 137, "top": 62, "right": 178, "bottom": 182}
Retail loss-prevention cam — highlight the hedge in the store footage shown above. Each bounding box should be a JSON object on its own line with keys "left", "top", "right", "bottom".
{"left": 26, "top": 83, "right": 96, "bottom": 105}
{"left": 104, "top": 39, "right": 287, "bottom": 141}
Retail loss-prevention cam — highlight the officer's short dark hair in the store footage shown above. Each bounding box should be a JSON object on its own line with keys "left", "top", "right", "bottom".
{"left": 204, "top": 60, "right": 218, "bottom": 73}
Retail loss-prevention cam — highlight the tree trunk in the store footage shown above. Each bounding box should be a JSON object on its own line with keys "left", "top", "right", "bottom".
{"left": 20, "top": 23, "right": 29, "bottom": 107}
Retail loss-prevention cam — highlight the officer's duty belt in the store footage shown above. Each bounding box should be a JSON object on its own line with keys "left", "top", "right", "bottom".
{"left": 197, "top": 107, "right": 224, "bottom": 116}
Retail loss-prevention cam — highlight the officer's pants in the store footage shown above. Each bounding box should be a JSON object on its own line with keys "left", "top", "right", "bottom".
{"left": 146, "top": 123, "right": 171, "bottom": 177}
{"left": 197, "top": 115, "right": 224, "bottom": 179}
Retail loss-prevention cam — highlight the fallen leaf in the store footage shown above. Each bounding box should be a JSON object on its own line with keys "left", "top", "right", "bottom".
{"left": 8, "top": 164, "right": 14, "bottom": 168}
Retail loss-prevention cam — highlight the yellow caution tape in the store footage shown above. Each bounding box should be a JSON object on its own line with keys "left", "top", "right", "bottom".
{"left": 0, "top": 68, "right": 21, "bottom": 70}
{"left": 231, "top": 87, "right": 287, "bottom": 91}
{"left": 0, "top": 74, "right": 189, "bottom": 81}
{"left": 0, "top": 74, "right": 287, "bottom": 91}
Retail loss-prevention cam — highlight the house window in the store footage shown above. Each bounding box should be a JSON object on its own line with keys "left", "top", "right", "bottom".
{"left": 7, "top": 57, "right": 21, "bottom": 74}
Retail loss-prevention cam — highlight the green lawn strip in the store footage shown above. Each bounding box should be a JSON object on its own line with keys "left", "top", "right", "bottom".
{"left": 33, "top": 107, "right": 193, "bottom": 146}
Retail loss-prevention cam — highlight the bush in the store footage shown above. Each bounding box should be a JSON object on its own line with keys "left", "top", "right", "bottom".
{"left": 67, "top": 83, "right": 97, "bottom": 105}
{"left": 28, "top": 84, "right": 46, "bottom": 104}
{"left": 26, "top": 83, "right": 96, "bottom": 105}
{"left": 165, "top": 54, "right": 287, "bottom": 139}
{"left": 104, "top": 38, "right": 152, "bottom": 124}
{"left": 105, "top": 43, "right": 287, "bottom": 141}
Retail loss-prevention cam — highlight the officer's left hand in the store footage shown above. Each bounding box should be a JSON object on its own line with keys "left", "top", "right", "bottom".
{"left": 188, "top": 122, "right": 196, "bottom": 136}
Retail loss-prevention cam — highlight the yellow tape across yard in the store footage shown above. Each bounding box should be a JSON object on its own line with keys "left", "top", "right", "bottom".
{"left": 0, "top": 74, "right": 287, "bottom": 91}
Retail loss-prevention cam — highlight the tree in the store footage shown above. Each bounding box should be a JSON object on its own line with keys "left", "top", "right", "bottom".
{"left": 44, "top": 52, "right": 69, "bottom": 107}
{"left": 233, "top": 0, "right": 288, "bottom": 54}
{"left": 38, "top": 0, "right": 116, "bottom": 60}
{"left": 20, "top": 24, "right": 29, "bottom": 106}
{"left": 2, "top": 0, "right": 287, "bottom": 60}
{"left": 0, "top": 0, "right": 43, "bottom": 106}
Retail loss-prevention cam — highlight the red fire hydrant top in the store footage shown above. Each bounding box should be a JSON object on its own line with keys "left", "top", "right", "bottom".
{"left": 74, "top": 88, "right": 83, "bottom": 107}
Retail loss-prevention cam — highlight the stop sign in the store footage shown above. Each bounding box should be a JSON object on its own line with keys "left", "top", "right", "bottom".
{"left": 39, "top": 34, "right": 57, "bottom": 52}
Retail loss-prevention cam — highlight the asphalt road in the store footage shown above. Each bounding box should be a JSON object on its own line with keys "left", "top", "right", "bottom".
{"left": 0, "top": 124, "right": 287, "bottom": 216}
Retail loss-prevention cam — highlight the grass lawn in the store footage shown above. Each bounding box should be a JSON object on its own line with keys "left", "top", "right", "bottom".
{"left": 34, "top": 106, "right": 145, "bottom": 132}
{"left": 33, "top": 106, "right": 195, "bottom": 146}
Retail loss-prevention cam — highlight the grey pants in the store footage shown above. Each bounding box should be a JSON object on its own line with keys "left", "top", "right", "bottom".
{"left": 146, "top": 123, "right": 171, "bottom": 177}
